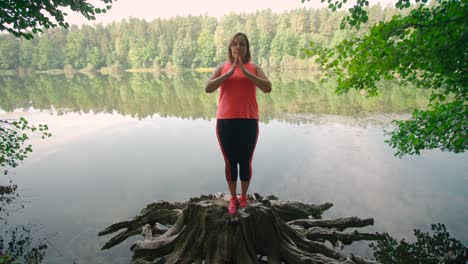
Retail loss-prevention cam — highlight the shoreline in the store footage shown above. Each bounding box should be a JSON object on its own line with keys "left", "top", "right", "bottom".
{"left": 0, "top": 67, "right": 322, "bottom": 76}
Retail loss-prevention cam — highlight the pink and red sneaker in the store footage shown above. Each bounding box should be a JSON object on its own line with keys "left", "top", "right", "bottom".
{"left": 227, "top": 197, "right": 238, "bottom": 215}
{"left": 239, "top": 195, "right": 248, "bottom": 208}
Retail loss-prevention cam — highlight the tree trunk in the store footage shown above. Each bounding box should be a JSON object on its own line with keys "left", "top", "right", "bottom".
{"left": 99, "top": 193, "right": 384, "bottom": 264}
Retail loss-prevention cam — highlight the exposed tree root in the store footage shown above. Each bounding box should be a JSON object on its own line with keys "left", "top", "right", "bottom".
{"left": 99, "top": 193, "right": 382, "bottom": 263}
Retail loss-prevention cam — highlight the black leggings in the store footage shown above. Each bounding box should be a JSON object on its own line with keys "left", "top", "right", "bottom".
{"left": 216, "top": 119, "right": 259, "bottom": 182}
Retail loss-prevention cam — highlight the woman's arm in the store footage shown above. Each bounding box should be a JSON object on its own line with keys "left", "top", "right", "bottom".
{"left": 253, "top": 65, "right": 272, "bottom": 93}
{"left": 205, "top": 62, "right": 236, "bottom": 93}
{"left": 239, "top": 61, "right": 272, "bottom": 93}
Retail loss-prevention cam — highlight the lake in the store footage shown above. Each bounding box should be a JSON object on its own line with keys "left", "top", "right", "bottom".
{"left": 1, "top": 71, "right": 467, "bottom": 263}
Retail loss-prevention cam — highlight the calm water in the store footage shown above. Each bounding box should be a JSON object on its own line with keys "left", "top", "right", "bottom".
{"left": 1, "top": 72, "right": 467, "bottom": 263}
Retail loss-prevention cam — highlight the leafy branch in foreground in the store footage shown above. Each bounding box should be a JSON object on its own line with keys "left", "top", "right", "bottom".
{"left": 303, "top": 0, "right": 467, "bottom": 157}
{"left": 370, "top": 223, "right": 468, "bottom": 264}
{"left": 0, "top": 117, "right": 51, "bottom": 168}
{"left": 0, "top": 0, "right": 114, "bottom": 39}
{"left": 386, "top": 100, "right": 466, "bottom": 157}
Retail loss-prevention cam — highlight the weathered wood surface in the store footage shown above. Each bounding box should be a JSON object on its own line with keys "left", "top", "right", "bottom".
{"left": 99, "top": 193, "right": 384, "bottom": 263}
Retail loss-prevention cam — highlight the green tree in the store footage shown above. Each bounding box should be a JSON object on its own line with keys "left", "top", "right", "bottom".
{"left": 309, "top": 9, "right": 322, "bottom": 34}
{"left": 18, "top": 37, "right": 36, "bottom": 68}
{"left": 0, "top": 0, "right": 113, "bottom": 39}
{"left": 87, "top": 46, "right": 105, "bottom": 69}
{"left": 172, "top": 30, "right": 195, "bottom": 68}
{"left": 303, "top": 0, "right": 467, "bottom": 157}
{"left": 157, "top": 38, "right": 171, "bottom": 67}
{"left": 0, "top": 118, "right": 51, "bottom": 168}
{"left": 64, "top": 27, "right": 87, "bottom": 69}
{"left": 194, "top": 17, "right": 217, "bottom": 67}
{"left": 0, "top": 35, "right": 19, "bottom": 70}
{"left": 92, "top": 23, "right": 112, "bottom": 68}
{"left": 256, "top": 10, "right": 277, "bottom": 65}
{"left": 32, "top": 33, "right": 64, "bottom": 70}
{"left": 128, "top": 42, "right": 156, "bottom": 68}
{"left": 114, "top": 35, "right": 130, "bottom": 68}
{"left": 290, "top": 9, "right": 308, "bottom": 34}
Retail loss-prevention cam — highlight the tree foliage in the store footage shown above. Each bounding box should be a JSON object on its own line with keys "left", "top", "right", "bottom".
{"left": 370, "top": 223, "right": 468, "bottom": 264}
{"left": 0, "top": 7, "right": 401, "bottom": 71}
{"left": 0, "top": 118, "right": 51, "bottom": 168}
{"left": 303, "top": 0, "right": 467, "bottom": 157}
{"left": 0, "top": 0, "right": 113, "bottom": 39}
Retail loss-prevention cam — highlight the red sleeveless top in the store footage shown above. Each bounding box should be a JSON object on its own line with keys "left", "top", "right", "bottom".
{"left": 216, "top": 62, "right": 259, "bottom": 119}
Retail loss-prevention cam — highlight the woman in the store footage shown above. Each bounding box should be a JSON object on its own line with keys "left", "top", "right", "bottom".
{"left": 205, "top": 32, "right": 272, "bottom": 215}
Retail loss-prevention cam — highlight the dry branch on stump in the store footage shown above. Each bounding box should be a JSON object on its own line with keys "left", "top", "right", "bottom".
{"left": 99, "top": 193, "right": 384, "bottom": 264}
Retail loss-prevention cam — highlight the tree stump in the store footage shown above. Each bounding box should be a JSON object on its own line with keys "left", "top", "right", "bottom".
{"left": 99, "top": 193, "right": 384, "bottom": 264}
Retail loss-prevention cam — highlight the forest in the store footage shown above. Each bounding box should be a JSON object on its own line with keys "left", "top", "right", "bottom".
{"left": 0, "top": 4, "right": 403, "bottom": 71}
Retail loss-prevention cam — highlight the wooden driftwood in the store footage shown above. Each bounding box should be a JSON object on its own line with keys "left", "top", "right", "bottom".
{"left": 99, "top": 193, "right": 384, "bottom": 264}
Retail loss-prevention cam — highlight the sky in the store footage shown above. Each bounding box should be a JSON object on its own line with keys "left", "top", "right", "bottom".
{"left": 66, "top": 0, "right": 395, "bottom": 26}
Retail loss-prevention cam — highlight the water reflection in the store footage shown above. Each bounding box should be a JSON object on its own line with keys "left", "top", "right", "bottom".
{"left": 0, "top": 71, "right": 431, "bottom": 122}
{"left": 0, "top": 72, "right": 466, "bottom": 263}
{"left": 0, "top": 180, "right": 48, "bottom": 263}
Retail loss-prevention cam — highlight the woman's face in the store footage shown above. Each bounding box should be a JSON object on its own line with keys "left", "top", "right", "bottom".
{"left": 230, "top": 35, "right": 247, "bottom": 62}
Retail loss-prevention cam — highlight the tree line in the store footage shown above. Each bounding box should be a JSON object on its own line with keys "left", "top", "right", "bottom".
{"left": 0, "top": 5, "right": 401, "bottom": 71}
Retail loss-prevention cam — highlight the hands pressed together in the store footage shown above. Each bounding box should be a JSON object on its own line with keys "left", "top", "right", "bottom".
{"left": 225, "top": 56, "right": 250, "bottom": 79}
{"left": 205, "top": 55, "right": 271, "bottom": 93}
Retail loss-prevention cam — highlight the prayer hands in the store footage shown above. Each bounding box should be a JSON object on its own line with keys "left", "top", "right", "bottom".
{"left": 238, "top": 56, "right": 250, "bottom": 76}
{"left": 224, "top": 56, "right": 252, "bottom": 80}
{"left": 226, "top": 58, "right": 237, "bottom": 78}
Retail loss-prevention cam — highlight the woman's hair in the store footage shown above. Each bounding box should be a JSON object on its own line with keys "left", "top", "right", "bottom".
{"left": 227, "top": 32, "right": 251, "bottom": 63}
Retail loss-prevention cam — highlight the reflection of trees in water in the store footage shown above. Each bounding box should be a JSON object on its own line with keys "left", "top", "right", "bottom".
{"left": 0, "top": 72, "right": 431, "bottom": 124}
{"left": 0, "top": 223, "right": 48, "bottom": 263}
{"left": 274, "top": 112, "right": 411, "bottom": 128}
{"left": 0, "top": 182, "right": 19, "bottom": 217}
{"left": 1, "top": 179, "right": 48, "bottom": 263}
